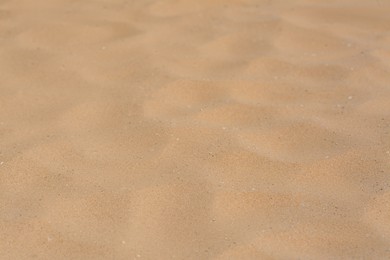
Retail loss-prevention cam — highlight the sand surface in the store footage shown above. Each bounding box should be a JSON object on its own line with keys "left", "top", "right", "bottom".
{"left": 1, "top": 0, "right": 390, "bottom": 259}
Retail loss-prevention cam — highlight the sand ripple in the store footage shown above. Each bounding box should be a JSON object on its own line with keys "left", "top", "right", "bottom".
{"left": 1, "top": 0, "right": 390, "bottom": 259}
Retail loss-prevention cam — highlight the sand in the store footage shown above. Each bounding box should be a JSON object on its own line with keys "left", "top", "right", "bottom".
{"left": 1, "top": 0, "right": 390, "bottom": 259}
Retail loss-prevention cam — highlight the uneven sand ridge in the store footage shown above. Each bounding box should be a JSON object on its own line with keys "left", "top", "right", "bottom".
{"left": 1, "top": 0, "right": 390, "bottom": 259}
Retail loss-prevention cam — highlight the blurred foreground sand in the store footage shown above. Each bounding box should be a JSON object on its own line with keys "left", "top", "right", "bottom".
{"left": 1, "top": 0, "right": 390, "bottom": 259}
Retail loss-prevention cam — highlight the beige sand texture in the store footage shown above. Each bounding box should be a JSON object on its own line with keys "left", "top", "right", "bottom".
{"left": 1, "top": 0, "right": 390, "bottom": 259}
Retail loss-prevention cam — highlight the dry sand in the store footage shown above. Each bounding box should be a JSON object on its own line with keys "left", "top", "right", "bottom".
{"left": 1, "top": 0, "right": 390, "bottom": 259}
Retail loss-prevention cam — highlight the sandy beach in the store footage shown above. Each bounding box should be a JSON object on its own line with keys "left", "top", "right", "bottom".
{"left": 1, "top": 0, "right": 390, "bottom": 259}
